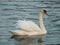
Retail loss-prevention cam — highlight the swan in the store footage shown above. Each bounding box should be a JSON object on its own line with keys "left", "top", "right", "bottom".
{"left": 10, "top": 8, "right": 48, "bottom": 39}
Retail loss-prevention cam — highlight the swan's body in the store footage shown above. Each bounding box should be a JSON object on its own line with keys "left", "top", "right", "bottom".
{"left": 16, "top": 20, "right": 41, "bottom": 32}
{"left": 10, "top": 9, "right": 48, "bottom": 39}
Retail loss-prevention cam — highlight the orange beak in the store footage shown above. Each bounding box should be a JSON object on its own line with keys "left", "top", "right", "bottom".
{"left": 45, "top": 12, "right": 48, "bottom": 16}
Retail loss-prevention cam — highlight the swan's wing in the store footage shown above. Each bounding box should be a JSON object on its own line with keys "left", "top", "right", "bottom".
{"left": 16, "top": 20, "right": 41, "bottom": 32}
{"left": 9, "top": 30, "right": 28, "bottom": 35}
{"left": 9, "top": 30, "right": 39, "bottom": 36}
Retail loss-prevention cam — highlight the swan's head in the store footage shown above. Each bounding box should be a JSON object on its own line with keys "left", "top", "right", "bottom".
{"left": 41, "top": 9, "right": 48, "bottom": 16}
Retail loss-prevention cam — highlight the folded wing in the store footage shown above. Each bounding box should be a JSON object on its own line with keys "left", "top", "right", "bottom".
{"left": 16, "top": 20, "right": 41, "bottom": 32}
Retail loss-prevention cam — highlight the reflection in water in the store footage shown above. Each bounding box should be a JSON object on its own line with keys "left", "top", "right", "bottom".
{"left": 10, "top": 35, "right": 60, "bottom": 45}
{"left": 14, "top": 38, "right": 44, "bottom": 45}
{"left": 13, "top": 38, "right": 60, "bottom": 45}
{"left": 10, "top": 35, "right": 44, "bottom": 45}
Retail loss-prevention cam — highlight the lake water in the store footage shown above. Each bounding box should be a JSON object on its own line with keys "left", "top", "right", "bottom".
{"left": 0, "top": 0, "right": 60, "bottom": 45}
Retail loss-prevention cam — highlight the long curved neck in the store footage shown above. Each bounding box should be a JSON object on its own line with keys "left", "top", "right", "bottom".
{"left": 39, "top": 12, "right": 47, "bottom": 33}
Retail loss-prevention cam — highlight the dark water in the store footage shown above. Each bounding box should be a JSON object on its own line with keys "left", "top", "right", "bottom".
{"left": 0, "top": 0, "right": 60, "bottom": 45}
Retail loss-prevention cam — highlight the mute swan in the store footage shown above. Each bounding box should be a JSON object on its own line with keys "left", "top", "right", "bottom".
{"left": 10, "top": 8, "right": 48, "bottom": 39}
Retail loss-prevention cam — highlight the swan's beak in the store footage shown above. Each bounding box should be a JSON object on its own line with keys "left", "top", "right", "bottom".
{"left": 45, "top": 12, "right": 48, "bottom": 16}
{"left": 43, "top": 9, "right": 48, "bottom": 16}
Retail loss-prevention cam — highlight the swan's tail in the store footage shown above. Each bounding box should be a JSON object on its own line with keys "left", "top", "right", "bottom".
{"left": 9, "top": 30, "right": 20, "bottom": 35}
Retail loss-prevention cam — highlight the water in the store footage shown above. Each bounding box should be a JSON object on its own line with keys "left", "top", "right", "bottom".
{"left": 0, "top": 0, "right": 60, "bottom": 45}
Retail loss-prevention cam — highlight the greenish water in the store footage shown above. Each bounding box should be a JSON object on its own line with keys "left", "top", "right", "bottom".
{"left": 0, "top": 0, "right": 60, "bottom": 45}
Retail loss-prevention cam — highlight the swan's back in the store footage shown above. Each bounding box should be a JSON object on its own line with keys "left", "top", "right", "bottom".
{"left": 16, "top": 20, "right": 41, "bottom": 32}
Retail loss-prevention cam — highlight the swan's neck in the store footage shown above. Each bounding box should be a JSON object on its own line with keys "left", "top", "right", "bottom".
{"left": 39, "top": 12, "right": 47, "bottom": 34}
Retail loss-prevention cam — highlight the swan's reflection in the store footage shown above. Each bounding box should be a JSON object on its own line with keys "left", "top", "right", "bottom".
{"left": 14, "top": 38, "right": 44, "bottom": 45}
{"left": 11, "top": 35, "right": 44, "bottom": 45}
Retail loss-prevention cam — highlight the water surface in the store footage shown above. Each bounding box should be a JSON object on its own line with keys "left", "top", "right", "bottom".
{"left": 0, "top": 0, "right": 60, "bottom": 45}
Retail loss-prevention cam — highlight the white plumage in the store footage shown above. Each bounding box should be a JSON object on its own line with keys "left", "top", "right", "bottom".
{"left": 16, "top": 20, "right": 41, "bottom": 32}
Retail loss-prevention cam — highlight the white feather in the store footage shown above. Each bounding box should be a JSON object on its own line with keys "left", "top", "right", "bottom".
{"left": 16, "top": 20, "right": 41, "bottom": 32}
{"left": 10, "top": 30, "right": 42, "bottom": 36}
{"left": 10, "top": 30, "right": 28, "bottom": 35}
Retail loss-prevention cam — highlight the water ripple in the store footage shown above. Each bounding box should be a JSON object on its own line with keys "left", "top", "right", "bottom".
{"left": 0, "top": 0, "right": 60, "bottom": 45}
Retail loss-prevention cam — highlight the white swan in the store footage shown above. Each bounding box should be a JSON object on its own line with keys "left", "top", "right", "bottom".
{"left": 10, "top": 8, "right": 48, "bottom": 38}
